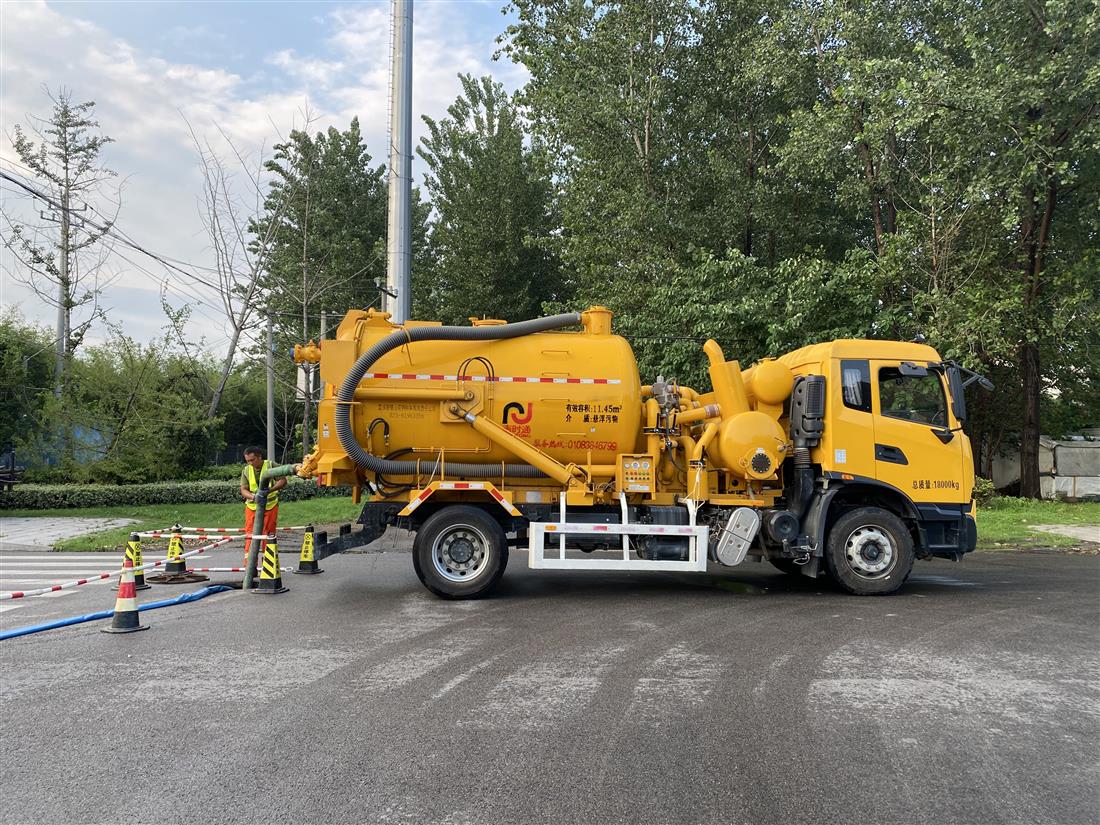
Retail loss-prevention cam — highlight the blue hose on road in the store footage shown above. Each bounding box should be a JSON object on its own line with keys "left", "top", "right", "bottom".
{"left": 0, "top": 585, "right": 234, "bottom": 641}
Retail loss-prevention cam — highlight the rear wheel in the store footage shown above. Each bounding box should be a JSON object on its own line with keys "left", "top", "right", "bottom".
{"left": 413, "top": 506, "right": 508, "bottom": 599}
{"left": 825, "top": 507, "right": 914, "bottom": 595}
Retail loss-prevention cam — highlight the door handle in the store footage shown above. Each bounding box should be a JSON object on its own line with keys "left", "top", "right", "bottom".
{"left": 875, "top": 444, "right": 908, "bottom": 465}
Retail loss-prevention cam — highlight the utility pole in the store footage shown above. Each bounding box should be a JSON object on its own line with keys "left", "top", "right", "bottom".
{"left": 55, "top": 189, "right": 68, "bottom": 401}
{"left": 385, "top": 0, "right": 413, "bottom": 323}
{"left": 266, "top": 311, "right": 276, "bottom": 462}
{"left": 317, "top": 310, "right": 327, "bottom": 438}
{"left": 301, "top": 192, "right": 311, "bottom": 459}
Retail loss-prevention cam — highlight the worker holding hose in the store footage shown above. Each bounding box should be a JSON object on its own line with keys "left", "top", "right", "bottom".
{"left": 240, "top": 447, "right": 299, "bottom": 562}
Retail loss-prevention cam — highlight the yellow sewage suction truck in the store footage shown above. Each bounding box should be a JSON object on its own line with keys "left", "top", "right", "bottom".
{"left": 295, "top": 307, "right": 989, "bottom": 598}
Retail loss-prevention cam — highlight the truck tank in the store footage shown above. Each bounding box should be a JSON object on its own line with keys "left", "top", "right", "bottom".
{"left": 313, "top": 307, "right": 642, "bottom": 481}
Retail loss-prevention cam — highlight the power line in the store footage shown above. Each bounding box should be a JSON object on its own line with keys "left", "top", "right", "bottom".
{"left": 0, "top": 168, "right": 229, "bottom": 296}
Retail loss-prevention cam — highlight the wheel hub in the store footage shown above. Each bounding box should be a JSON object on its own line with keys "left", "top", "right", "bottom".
{"left": 844, "top": 526, "right": 895, "bottom": 576}
{"left": 432, "top": 525, "right": 490, "bottom": 582}
{"left": 448, "top": 538, "right": 475, "bottom": 564}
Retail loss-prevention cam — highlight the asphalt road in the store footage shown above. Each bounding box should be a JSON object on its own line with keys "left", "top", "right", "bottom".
{"left": 1, "top": 541, "right": 1097, "bottom": 825}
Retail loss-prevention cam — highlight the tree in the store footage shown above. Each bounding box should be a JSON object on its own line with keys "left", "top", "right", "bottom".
{"left": 69, "top": 329, "right": 222, "bottom": 482}
{"left": 953, "top": 0, "right": 1099, "bottom": 497}
{"left": 416, "top": 74, "right": 561, "bottom": 322}
{"left": 185, "top": 120, "right": 288, "bottom": 423}
{"left": 2, "top": 88, "right": 119, "bottom": 403}
{"left": 503, "top": 0, "right": 1099, "bottom": 491}
{"left": 251, "top": 118, "right": 424, "bottom": 454}
{"left": 256, "top": 118, "right": 391, "bottom": 322}
{"left": 505, "top": 2, "right": 700, "bottom": 287}
{"left": 777, "top": 0, "right": 1100, "bottom": 495}
{"left": 0, "top": 311, "right": 56, "bottom": 456}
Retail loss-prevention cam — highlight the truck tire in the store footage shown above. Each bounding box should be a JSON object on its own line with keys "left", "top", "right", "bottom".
{"left": 824, "top": 507, "right": 914, "bottom": 596}
{"left": 412, "top": 506, "right": 508, "bottom": 599}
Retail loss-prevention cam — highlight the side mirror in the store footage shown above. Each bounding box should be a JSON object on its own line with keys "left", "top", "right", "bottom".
{"left": 947, "top": 366, "right": 967, "bottom": 424}
{"left": 933, "top": 427, "right": 957, "bottom": 444}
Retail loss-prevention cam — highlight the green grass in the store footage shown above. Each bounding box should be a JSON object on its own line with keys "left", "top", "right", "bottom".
{"left": 1, "top": 498, "right": 363, "bottom": 551}
{"left": 976, "top": 497, "right": 1100, "bottom": 549}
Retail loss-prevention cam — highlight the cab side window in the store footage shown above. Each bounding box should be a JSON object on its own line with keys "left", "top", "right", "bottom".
{"left": 878, "top": 367, "right": 946, "bottom": 426}
{"left": 840, "top": 360, "right": 871, "bottom": 412}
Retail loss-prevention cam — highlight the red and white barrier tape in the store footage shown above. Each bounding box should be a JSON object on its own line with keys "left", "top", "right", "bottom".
{"left": 187, "top": 567, "right": 292, "bottom": 573}
{"left": 137, "top": 529, "right": 310, "bottom": 540}
{"left": 136, "top": 532, "right": 273, "bottom": 541}
{"left": 180, "top": 526, "right": 307, "bottom": 533}
{"left": 0, "top": 537, "right": 234, "bottom": 600}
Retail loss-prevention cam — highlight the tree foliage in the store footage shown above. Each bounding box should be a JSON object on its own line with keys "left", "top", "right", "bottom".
{"left": 504, "top": 0, "right": 1100, "bottom": 494}
{"left": 254, "top": 118, "right": 389, "bottom": 337}
{"left": 2, "top": 89, "right": 120, "bottom": 405}
{"left": 416, "top": 74, "right": 561, "bottom": 323}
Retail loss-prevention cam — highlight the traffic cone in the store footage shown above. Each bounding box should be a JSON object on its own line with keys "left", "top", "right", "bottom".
{"left": 115, "top": 532, "right": 150, "bottom": 591}
{"left": 293, "top": 525, "right": 323, "bottom": 575}
{"left": 102, "top": 557, "right": 149, "bottom": 634}
{"left": 163, "top": 529, "right": 186, "bottom": 575}
{"left": 252, "top": 539, "right": 289, "bottom": 594}
{"left": 146, "top": 525, "right": 207, "bottom": 584}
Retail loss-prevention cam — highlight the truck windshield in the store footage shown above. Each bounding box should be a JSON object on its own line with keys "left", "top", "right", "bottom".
{"left": 878, "top": 366, "right": 947, "bottom": 426}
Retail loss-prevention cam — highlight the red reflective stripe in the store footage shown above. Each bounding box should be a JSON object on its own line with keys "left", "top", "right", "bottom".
{"left": 593, "top": 525, "right": 609, "bottom": 531}
{"left": 361, "top": 373, "right": 620, "bottom": 384}
{"left": 417, "top": 488, "right": 434, "bottom": 501}
{"left": 453, "top": 482, "right": 470, "bottom": 489}
{"left": 489, "top": 489, "right": 504, "bottom": 502}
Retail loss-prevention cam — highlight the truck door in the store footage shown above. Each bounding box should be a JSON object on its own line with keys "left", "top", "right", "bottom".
{"left": 870, "top": 360, "right": 965, "bottom": 504}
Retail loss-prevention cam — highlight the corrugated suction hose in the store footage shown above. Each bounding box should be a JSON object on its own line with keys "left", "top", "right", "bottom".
{"left": 335, "top": 313, "right": 583, "bottom": 479}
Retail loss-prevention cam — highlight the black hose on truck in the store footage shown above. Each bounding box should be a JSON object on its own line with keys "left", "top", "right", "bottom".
{"left": 334, "top": 312, "right": 583, "bottom": 479}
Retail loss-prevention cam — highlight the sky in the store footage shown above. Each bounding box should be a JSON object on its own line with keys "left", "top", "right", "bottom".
{"left": 0, "top": 0, "right": 527, "bottom": 353}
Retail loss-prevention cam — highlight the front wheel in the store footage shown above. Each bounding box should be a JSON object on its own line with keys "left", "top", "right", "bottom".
{"left": 413, "top": 506, "right": 509, "bottom": 599}
{"left": 824, "top": 507, "right": 914, "bottom": 596}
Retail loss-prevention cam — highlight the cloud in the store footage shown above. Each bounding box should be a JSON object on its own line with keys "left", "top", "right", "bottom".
{"left": 0, "top": 0, "right": 525, "bottom": 349}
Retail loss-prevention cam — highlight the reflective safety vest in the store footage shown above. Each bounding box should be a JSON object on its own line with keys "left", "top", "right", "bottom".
{"left": 246, "top": 460, "right": 279, "bottom": 511}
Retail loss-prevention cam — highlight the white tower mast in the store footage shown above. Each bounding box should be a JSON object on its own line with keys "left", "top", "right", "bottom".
{"left": 385, "top": 0, "right": 413, "bottom": 323}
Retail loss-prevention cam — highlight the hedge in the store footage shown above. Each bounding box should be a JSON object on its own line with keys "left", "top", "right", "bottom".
{"left": 0, "top": 480, "right": 353, "bottom": 510}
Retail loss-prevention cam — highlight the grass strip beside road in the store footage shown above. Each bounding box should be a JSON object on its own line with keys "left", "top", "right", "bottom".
{"left": 1, "top": 498, "right": 361, "bottom": 552}
{"left": 977, "top": 498, "right": 1100, "bottom": 549}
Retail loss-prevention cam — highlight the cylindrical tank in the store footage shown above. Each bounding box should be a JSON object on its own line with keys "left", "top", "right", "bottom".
{"left": 712, "top": 411, "right": 788, "bottom": 480}
{"left": 318, "top": 309, "right": 643, "bottom": 469}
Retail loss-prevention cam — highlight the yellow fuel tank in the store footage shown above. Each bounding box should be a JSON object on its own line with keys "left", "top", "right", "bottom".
{"left": 316, "top": 308, "right": 643, "bottom": 471}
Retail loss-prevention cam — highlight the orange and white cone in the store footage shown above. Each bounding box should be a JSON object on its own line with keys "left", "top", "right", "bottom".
{"left": 102, "top": 557, "right": 149, "bottom": 634}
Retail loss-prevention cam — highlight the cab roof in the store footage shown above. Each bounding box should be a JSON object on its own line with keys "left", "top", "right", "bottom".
{"left": 777, "top": 339, "right": 944, "bottom": 368}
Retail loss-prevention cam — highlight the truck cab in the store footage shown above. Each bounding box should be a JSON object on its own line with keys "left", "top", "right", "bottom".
{"left": 775, "top": 341, "right": 978, "bottom": 592}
